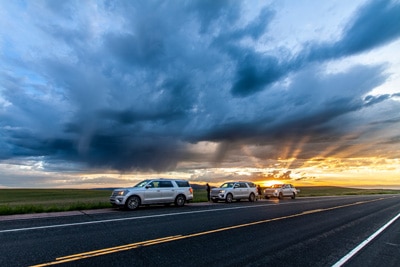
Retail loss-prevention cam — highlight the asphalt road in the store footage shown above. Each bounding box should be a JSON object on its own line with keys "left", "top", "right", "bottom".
{"left": 1, "top": 195, "right": 399, "bottom": 267}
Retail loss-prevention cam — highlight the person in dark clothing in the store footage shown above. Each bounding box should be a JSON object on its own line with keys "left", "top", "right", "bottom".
{"left": 257, "top": 184, "right": 262, "bottom": 200}
{"left": 206, "top": 183, "right": 211, "bottom": 201}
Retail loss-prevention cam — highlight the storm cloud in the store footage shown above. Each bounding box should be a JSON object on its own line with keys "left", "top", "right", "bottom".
{"left": 0, "top": 0, "right": 399, "bottom": 185}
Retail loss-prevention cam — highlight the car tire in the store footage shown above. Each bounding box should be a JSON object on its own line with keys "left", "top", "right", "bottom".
{"left": 175, "top": 194, "right": 186, "bottom": 207}
{"left": 278, "top": 192, "right": 283, "bottom": 199}
{"left": 125, "top": 196, "right": 140, "bottom": 211}
{"left": 291, "top": 193, "right": 296, "bottom": 199}
{"left": 225, "top": 193, "right": 233, "bottom": 203}
{"left": 249, "top": 193, "right": 255, "bottom": 202}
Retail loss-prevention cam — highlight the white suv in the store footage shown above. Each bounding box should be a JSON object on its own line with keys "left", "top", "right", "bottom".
{"left": 110, "top": 179, "right": 193, "bottom": 210}
{"left": 210, "top": 181, "right": 257, "bottom": 203}
{"left": 263, "top": 184, "right": 298, "bottom": 199}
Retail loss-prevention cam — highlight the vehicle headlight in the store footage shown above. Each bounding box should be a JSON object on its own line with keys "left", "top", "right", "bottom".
{"left": 219, "top": 190, "right": 225, "bottom": 194}
{"left": 116, "top": 190, "right": 129, "bottom": 196}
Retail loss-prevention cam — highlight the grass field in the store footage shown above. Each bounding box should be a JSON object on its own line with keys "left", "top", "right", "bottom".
{"left": 0, "top": 186, "right": 399, "bottom": 215}
{"left": 0, "top": 189, "right": 113, "bottom": 215}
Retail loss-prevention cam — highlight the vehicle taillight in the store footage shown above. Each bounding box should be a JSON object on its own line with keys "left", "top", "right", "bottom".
{"left": 189, "top": 187, "right": 193, "bottom": 194}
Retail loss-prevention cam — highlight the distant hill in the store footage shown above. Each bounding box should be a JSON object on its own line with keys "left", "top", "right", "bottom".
{"left": 295, "top": 186, "right": 400, "bottom": 196}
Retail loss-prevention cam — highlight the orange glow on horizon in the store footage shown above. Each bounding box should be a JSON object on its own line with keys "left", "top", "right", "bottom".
{"left": 261, "top": 180, "right": 284, "bottom": 187}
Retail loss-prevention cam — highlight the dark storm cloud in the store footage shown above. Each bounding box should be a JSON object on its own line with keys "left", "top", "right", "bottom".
{"left": 231, "top": 0, "right": 400, "bottom": 96}
{"left": 0, "top": 0, "right": 399, "bottom": 175}
{"left": 335, "top": 0, "right": 400, "bottom": 55}
{"left": 230, "top": 53, "right": 284, "bottom": 97}
{"left": 186, "top": 0, "right": 241, "bottom": 33}
{"left": 202, "top": 64, "right": 388, "bottom": 141}
{"left": 210, "top": 6, "right": 278, "bottom": 97}
{"left": 301, "top": 0, "right": 400, "bottom": 62}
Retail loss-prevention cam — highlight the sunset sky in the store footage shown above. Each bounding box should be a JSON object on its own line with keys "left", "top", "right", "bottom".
{"left": 1, "top": 0, "right": 399, "bottom": 189}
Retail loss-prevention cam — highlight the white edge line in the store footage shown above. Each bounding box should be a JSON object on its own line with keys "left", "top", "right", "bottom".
{"left": 1, "top": 197, "right": 394, "bottom": 234}
{"left": 0, "top": 203, "right": 282, "bottom": 233}
{"left": 331, "top": 212, "right": 400, "bottom": 267}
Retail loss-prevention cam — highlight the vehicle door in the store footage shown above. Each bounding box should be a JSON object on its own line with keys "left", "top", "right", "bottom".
{"left": 232, "top": 183, "right": 241, "bottom": 198}
{"left": 286, "top": 184, "right": 295, "bottom": 196}
{"left": 240, "top": 183, "right": 250, "bottom": 198}
{"left": 144, "top": 181, "right": 163, "bottom": 203}
{"left": 158, "top": 180, "right": 175, "bottom": 202}
{"left": 282, "top": 184, "right": 291, "bottom": 197}
{"left": 247, "top": 182, "right": 256, "bottom": 196}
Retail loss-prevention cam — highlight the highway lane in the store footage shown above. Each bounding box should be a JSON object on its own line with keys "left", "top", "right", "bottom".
{"left": 334, "top": 210, "right": 400, "bottom": 267}
{"left": 0, "top": 195, "right": 399, "bottom": 266}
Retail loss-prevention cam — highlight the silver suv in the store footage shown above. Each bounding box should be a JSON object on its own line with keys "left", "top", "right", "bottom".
{"left": 210, "top": 181, "right": 257, "bottom": 203}
{"left": 110, "top": 179, "right": 193, "bottom": 210}
{"left": 264, "top": 184, "right": 298, "bottom": 199}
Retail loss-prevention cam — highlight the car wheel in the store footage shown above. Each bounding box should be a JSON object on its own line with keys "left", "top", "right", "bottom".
{"left": 249, "top": 193, "right": 255, "bottom": 202}
{"left": 291, "top": 193, "right": 296, "bottom": 199}
{"left": 175, "top": 194, "right": 186, "bottom": 207}
{"left": 278, "top": 192, "right": 283, "bottom": 199}
{"left": 225, "top": 193, "right": 233, "bottom": 203}
{"left": 125, "top": 196, "right": 140, "bottom": 211}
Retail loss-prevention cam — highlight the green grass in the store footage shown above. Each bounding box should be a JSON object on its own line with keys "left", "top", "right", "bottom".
{"left": 0, "top": 189, "right": 207, "bottom": 215}
{"left": 0, "top": 189, "right": 113, "bottom": 215}
{"left": 0, "top": 187, "right": 399, "bottom": 216}
{"left": 193, "top": 189, "right": 208, "bottom": 202}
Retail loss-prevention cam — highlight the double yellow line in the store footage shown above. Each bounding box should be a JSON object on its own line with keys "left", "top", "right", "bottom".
{"left": 31, "top": 235, "right": 187, "bottom": 266}
{"left": 31, "top": 197, "right": 385, "bottom": 266}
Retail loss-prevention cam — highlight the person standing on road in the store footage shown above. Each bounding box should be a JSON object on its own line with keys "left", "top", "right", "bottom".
{"left": 257, "top": 184, "right": 262, "bottom": 200}
{"left": 206, "top": 183, "right": 211, "bottom": 201}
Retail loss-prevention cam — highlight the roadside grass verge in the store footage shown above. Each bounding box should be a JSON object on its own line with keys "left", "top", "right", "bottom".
{"left": 0, "top": 189, "right": 207, "bottom": 215}
{"left": 297, "top": 186, "right": 400, "bottom": 197}
{"left": 0, "top": 187, "right": 399, "bottom": 215}
{"left": 0, "top": 189, "right": 113, "bottom": 215}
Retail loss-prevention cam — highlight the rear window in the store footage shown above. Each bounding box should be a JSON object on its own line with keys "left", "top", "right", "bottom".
{"left": 175, "top": 181, "right": 190, "bottom": 187}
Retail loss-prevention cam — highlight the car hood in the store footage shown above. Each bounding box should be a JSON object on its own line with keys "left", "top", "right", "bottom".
{"left": 211, "top": 187, "right": 230, "bottom": 191}
{"left": 114, "top": 187, "right": 141, "bottom": 191}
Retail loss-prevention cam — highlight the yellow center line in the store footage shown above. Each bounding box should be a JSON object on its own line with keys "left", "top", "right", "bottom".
{"left": 30, "top": 197, "right": 384, "bottom": 267}
{"left": 56, "top": 235, "right": 181, "bottom": 260}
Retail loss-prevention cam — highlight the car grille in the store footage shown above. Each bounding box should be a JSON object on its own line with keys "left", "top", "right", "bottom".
{"left": 210, "top": 191, "right": 219, "bottom": 197}
{"left": 264, "top": 189, "right": 275, "bottom": 194}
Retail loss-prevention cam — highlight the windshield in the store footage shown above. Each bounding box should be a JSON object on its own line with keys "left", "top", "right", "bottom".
{"left": 220, "top": 182, "right": 235, "bottom": 188}
{"left": 270, "top": 184, "right": 283, "bottom": 188}
{"left": 134, "top": 180, "right": 150, "bottom": 188}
